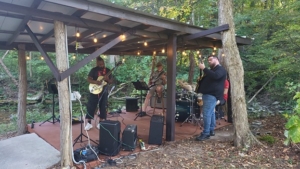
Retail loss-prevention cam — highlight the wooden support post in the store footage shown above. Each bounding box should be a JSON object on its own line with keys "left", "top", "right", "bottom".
{"left": 17, "top": 44, "right": 27, "bottom": 135}
{"left": 54, "top": 20, "right": 72, "bottom": 167}
{"left": 166, "top": 35, "right": 177, "bottom": 141}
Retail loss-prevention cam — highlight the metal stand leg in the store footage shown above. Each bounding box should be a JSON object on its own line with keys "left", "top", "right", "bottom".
{"left": 39, "top": 93, "right": 60, "bottom": 126}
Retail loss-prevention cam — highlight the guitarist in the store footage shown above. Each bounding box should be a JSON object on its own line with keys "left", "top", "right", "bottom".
{"left": 85, "top": 57, "right": 113, "bottom": 131}
{"left": 142, "top": 62, "right": 167, "bottom": 113}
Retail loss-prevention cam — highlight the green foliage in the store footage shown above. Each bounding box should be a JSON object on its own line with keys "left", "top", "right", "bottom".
{"left": 284, "top": 91, "right": 300, "bottom": 145}
{"left": 258, "top": 135, "right": 276, "bottom": 145}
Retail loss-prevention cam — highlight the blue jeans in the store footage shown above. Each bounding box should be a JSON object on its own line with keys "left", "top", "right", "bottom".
{"left": 202, "top": 94, "right": 217, "bottom": 136}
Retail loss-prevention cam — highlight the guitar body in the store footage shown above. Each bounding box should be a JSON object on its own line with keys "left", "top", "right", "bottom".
{"left": 89, "top": 76, "right": 107, "bottom": 94}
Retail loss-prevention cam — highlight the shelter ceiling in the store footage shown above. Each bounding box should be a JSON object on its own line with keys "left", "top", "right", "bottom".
{"left": 0, "top": 0, "right": 251, "bottom": 55}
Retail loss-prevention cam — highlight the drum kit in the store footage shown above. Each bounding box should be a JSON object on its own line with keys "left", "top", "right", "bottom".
{"left": 175, "top": 89, "right": 203, "bottom": 128}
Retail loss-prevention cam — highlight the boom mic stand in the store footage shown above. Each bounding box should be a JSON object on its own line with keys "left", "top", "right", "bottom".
{"left": 73, "top": 91, "right": 98, "bottom": 146}
{"left": 40, "top": 83, "right": 60, "bottom": 126}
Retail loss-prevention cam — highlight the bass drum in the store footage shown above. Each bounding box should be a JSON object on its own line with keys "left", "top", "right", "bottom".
{"left": 175, "top": 100, "right": 200, "bottom": 122}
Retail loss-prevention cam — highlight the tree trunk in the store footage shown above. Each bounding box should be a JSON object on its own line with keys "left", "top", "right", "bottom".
{"left": 0, "top": 50, "right": 18, "bottom": 86}
{"left": 17, "top": 44, "right": 27, "bottom": 135}
{"left": 187, "top": 51, "right": 195, "bottom": 84}
{"left": 54, "top": 20, "right": 73, "bottom": 167}
{"left": 218, "top": 0, "right": 254, "bottom": 147}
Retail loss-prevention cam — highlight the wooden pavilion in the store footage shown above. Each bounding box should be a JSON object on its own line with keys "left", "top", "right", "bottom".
{"left": 0, "top": 0, "right": 251, "bottom": 166}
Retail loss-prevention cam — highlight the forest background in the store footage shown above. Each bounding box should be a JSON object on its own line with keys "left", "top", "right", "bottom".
{"left": 0, "top": 0, "right": 299, "bottom": 135}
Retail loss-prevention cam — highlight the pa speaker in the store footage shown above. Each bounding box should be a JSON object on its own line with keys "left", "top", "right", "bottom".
{"left": 99, "top": 120, "right": 121, "bottom": 156}
{"left": 148, "top": 115, "right": 164, "bottom": 145}
{"left": 122, "top": 124, "right": 137, "bottom": 151}
{"left": 126, "top": 98, "right": 138, "bottom": 112}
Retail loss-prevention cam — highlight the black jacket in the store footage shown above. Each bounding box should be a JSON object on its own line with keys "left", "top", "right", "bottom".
{"left": 197, "top": 65, "right": 227, "bottom": 100}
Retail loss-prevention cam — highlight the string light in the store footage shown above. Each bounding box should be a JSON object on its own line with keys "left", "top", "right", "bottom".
{"left": 93, "top": 37, "right": 98, "bottom": 43}
{"left": 41, "top": 56, "right": 44, "bottom": 60}
{"left": 153, "top": 51, "right": 156, "bottom": 55}
{"left": 144, "top": 41, "right": 148, "bottom": 46}
{"left": 72, "top": 55, "right": 76, "bottom": 60}
{"left": 182, "top": 51, "right": 187, "bottom": 56}
{"left": 103, "top": 34, "right": 107, "bottom": 38}
{"left": 222, "top": 53, "right": 225, "bottom": 57}
{"left": 122, "top": 58, "right": 125, "bottom": 63}
{"left": 162, "top": 48, "right": 165, "bottom": 53}
{"left": 121, "top": 34, "right": 126, "bottom": 41}
{"left": 26, "top": 56, "right": 30, "bottom": 60}
{"left": 213, "top": 47, "right": 217, "bottom": 51}
{"left": 137, "top": 51, "right": 140, "bottom": 55}
{"left": 197, "top": 51, "right": 200, "bottom": 54}
{"left": 212, "top": 52, "right": 215, "bottom": 55}
{"left": 76, "top": 29, "right": 80, "bottom": 37}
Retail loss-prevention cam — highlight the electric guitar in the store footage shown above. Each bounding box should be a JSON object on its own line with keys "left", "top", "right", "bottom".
{"left": 148, "top": 70, "right": 166, "bottom": 88}
{"left": 89, "top": 61, "right": 122, "bottom": 94}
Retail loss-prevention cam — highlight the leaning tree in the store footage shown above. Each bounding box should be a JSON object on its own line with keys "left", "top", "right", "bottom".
{"left": 218, "top": 0, "right": 259, "bottom": 147}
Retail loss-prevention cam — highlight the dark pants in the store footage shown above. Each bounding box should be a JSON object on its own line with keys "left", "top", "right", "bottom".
{"left": 86, "top": 86, "right": 108, "bottom": 120}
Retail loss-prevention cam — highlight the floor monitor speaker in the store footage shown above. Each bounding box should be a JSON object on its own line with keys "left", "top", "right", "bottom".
{"left": 126, "top": 97, "right": 138, "bottom": 112}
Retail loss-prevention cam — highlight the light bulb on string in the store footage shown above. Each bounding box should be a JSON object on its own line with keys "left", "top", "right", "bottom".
{"left": 213, "top": 47, "right": 217, "bottom": 51}
{"left": 72, "top": 55, "right": 76, "bottom": 60}
{"left": 197, "top": 51, "right": 200, "bottom": 54}
{"left": 93, "top": 37, "right": 98, "bottom": 43}
{"left": 153, "top": 51, "right": 156, "bottom": 55}
{"left": 26, "top": 56, "right": 30, "bottom": 60}
{"left": 212, "top": 52, "right": 215, "bottom": 55}
{"left": 137, "top": 51, "right": 140, "bottom": 55}
{"left": 144, "top": 41, "right": 148, "bottom": 46}
{"left": 122, "top": 58, "right": 125, "bottom": 63}
{"left": 222, "top": 53, "right": 225, "bottom": 57}
{"left": 121, "top": 34, "right": 126, "bottom": 41}
{"left": 41, "top": 56, "right": 44, "bottom": 60}
{"left": 162, "top": 48, "right": 165, "bottom": 53}
{"left": 76, "top": 29, "right": 80, "bottom": 37}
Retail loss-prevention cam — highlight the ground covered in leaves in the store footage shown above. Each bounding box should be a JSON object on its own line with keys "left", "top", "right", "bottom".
{"left": 97, "top": 115, "right": 299, "bottom": 169}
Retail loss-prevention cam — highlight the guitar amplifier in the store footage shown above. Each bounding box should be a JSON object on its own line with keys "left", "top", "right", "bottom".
{"left": 148, "top": 115, "right": 164, "bottom": 145}
{"left": 122, "top": 124, "right": 137, "bottom": 151}
{"left": 150, "top": 96, "right": 167, "bottom": 109}
{"left": 126, "top": 97, "right": 138, "bottom": 112}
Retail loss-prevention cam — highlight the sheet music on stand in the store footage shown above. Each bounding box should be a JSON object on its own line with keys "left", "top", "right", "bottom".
{"left": 132, "top": 80, "right": 150, "bottom": 120}
{"left": 132, "top": 80, "right": 149, "bottom": 91}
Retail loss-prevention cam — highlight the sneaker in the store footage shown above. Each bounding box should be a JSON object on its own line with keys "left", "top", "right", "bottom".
{"left": 84, "top": 123, "right": 93, "bottom": 130}
{"left": 97, "top": 123, "right": 100, "bottom": 129}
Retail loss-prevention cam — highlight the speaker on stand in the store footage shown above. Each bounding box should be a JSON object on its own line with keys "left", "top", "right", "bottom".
{"left": 99, "top": 120, "right": 121, "bottom": 156}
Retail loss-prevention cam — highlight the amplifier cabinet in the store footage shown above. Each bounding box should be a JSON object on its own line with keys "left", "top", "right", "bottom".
{"left": 99, "top": 120, "right": 121, "bottom": 156}
{"left": 122, "top": 124, "right": 137, "bottom": 151}
{"left": 148, "top": 115, "right": 164, "bottom": 145}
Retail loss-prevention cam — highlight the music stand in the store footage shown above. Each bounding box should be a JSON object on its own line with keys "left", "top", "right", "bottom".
{"left": 40, "top": 83, "right": 60, "bottom": 126}
{"left": 132, "top": 81, "right": 151, "bottom": 120}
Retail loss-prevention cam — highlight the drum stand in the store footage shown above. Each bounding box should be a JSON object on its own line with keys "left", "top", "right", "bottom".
{"left": 180, "top": 93, "right": 203, "bottom": 129}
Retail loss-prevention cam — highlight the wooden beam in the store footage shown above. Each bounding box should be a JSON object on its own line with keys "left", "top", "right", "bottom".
{"left": 183, "top": 24, "right": 229, "bottom": 41}
{"left": 60, "top": 32, "right": 131, "bottom": 81}
{"left": 0, "top": 2, "right": 167, "bottom": 40}
{"left": 0, "top": 11, "right": 53, "bottom": 24}
{"left": 25, "top": 25, "right": 61, "bottom": 81}
{"left": 6, "top": 0, "right": 42, "bottom": 45}
{"left": 166, "top": 35, "right": 177, "bottom": 141}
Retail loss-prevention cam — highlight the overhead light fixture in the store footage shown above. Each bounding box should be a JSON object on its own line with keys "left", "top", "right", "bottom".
{"left": 72, "top": 55, "right": 76, "bottom": 60}
{"left": 197, "top": 51, "right": 200, "bottom": 54}
{"left": 137, "top": 51, "right": 140, "bottom": 55}
{"left": 182, "top": 51, "right": 186, "bottom": 56}
{"left": 212, "top": 52, "right": 215, "bottom": 55}
{"left": 103, "top": 34, "right": 107, "bottom": 38}
{"left": 153, "top": 51, "right": 156, "bottom": 55}
{"left": 122, "top": 58, "right": 125, "bottom": 63}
